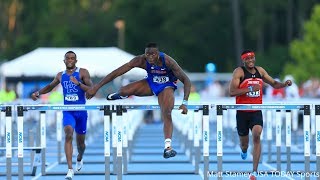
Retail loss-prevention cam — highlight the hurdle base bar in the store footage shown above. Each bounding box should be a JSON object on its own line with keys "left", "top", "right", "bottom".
{"left": 112, "top": 147, "right": 117, "bottom": 174}
{"left": 317, "top": 157, "right": 320, "bottom": 180}
{"left": 305, "top": 156, "right": 310, "bottom": 180}
{"left": 286, "top": 146, "right": 291, "bottom": 171}
{"left": 58, "top": 141, "right": 61, "bottom": 164}
{"left": 217, "top": 156, "right": 222, "bottom": 180}
{"left": 105, "top": 156, "right": 110, "bottom": 180}
{"left": 59, "top": 160, "right": 115, "bottom": 164}
{"left": 277, "top": 146, "right": 281, "bottom": 171}
{"left": 129, "top": 159, "right": 191, "bottom": 163}
{"left": 31, "top": 149, "right": 42, "bottom": 176}
{"left": 123, "top": 147, "right": 128, "bottom": 174}
{"left": 194, "top": 146, "right": 200, "bottom": 174}
{"left": 268, "top": 140, "right": 272, "bottom": 162}
{"left": 39, "top": 171, "right": 117, "bottom": 175}
{"left": 126, "top": 170, "right": 196, "bottom": 174}
{"left": 18, "top": 157, "right": 23, "bottom": 180}
{"left": 203, "top": 156, "right": 209, "bottom": 180}
{"left": 7, "top": 158, "right": 12, "bottom": 180}
{"left": 117, "top": 157, "right": 122, "bottom": 180}
{"left": 0, "top": 172, "right": 39, "bottom": 176}
{"left": 35, "top": 171, "right": 196, "bottom": 176}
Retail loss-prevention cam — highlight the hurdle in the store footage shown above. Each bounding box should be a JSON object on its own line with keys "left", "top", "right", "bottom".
{"left": 316, "top": 105, "right": 320, "bottom": 177}
{"left": 0, "top": 106, "right": 12, "bottom": 180}
{"left": 213, "top": 104, "right": 314, "bottom": 180}
{"left": 120, "top": 104, "right": 209, "bottom": 176}
{"left": 6, "top": 104, "right": 118, "bottom": 179}
{"left": 2, "top": 103, "right": 209, "bottom": 179}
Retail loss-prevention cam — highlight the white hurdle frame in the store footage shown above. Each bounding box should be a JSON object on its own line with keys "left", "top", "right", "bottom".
{"left": 13, "top": 105, "right": 110, "bottom": 178}
{"left": 121, "top": 104, "right": 209, "bottom": 176}
{"left": 315, "top": 105, "right": 320, "bottom": 176}
{"left": 216, "top": 104, "right": 311, "bottom": 179}
{"left": 9, "top": 104, "right": 209, "bottom": 179}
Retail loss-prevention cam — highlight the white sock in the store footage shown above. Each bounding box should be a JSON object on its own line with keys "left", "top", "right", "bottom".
{"left": 164, "top": 138, "right": 171, "bottom": 149}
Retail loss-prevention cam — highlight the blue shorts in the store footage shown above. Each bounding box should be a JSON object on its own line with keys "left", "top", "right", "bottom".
{"left": 146, "top": 78, "right": 177, "bottom": 96}
{"left": 63, "top": 111, "right": 88, "bottom": 134}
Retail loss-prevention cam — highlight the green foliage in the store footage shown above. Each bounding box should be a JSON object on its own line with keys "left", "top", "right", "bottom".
{"left": 0, "top": 0, "right": 318, "bottom": 80}
{"left": 256, "top": 45, "right": 289, "bottom": 78}
{"left": 286, "top": 4, "right": 320, "bottom": 84}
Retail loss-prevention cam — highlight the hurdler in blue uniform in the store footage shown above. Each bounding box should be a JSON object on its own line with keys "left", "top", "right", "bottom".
{"left": 145, "top": 52, "right": 178, "bottom": 96}
{"left": 61, "top": 67, "right": 88, "bottom": 134}
{"left": 31, "top": 51, "right": 93, "bottom": 179}
{"left": 86, "top": 43, "right": 191, "bottom": 159}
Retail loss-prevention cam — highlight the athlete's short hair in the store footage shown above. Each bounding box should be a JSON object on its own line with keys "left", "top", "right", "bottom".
{"left": 65, "top": 51, "right": 77, "bottom": 58}
{"left": 146, "top": 42, "right": 158, "bottom": 48}
{"left": 241, "top": 50, "right": 254, "bottom": 56}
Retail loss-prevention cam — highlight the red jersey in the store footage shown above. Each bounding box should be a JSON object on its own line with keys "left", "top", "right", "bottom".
{"left": 236, "top": 67, "right": 263, "bottom": 110}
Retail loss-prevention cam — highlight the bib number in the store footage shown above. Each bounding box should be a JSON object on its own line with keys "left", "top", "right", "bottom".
{"left": 247, "top": 90, "right": 260, "bottom": 97}
{"left": 65, "top": 94, "right": 79, "bottom": 101}
{"left": 153, "top": 76, "right": 169, "bottom": 83}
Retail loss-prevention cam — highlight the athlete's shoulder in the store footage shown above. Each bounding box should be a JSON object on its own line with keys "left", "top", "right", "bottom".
{"left": 127, "top": 55, "right": 145, "bottom": 67}
{"left": 78, "top": 67, "right": 89, "bottom": 72}
{"left": 255, "top": 66, "right": 266, "bottom": 75}
{"left": 255, "top": 66, "right": 267, "bottom": 71}
{"left": 55, "top": 71, "right": 63, "bottom": 81}
{"left": 131, "top": 55, "right": 145, "bottom": 63}
{"left": 233, "top": 66, "right": 244, "bottom": 74}
{"left": 56, "top": 71, "right": 63, "bottom": 77}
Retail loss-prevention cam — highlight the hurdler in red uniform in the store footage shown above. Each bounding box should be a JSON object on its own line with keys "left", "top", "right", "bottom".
{"left": 229, "top": 50, "right": 292, "bottom": 180}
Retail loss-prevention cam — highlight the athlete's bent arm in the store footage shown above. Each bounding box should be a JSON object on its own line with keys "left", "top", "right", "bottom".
{"left": 31, "top": 73, "right": 61, "bottom": 100}
{"left": 70, "top": 69, "right": 93, "bottom": 92}
{"left": 166, "top": 56, "right": 191, "bottom": 101}
{"left": 258, "top": 67, "right": 291, "bottom": 89}
{"left": 86, "top": 57, "right": 144, "bottom": 98}
{"left": 229, "top": 68, "right": 251, "bottom": 97}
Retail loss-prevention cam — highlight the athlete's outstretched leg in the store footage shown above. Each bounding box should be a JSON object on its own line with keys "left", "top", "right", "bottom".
{"left": 158, "top": 87, "right": 176, "bottom": 158}
{"left": 106, "top": 79, "right": 153, "bottom": 100}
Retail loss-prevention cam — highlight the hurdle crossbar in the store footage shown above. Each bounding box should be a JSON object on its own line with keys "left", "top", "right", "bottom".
{"left": 217, "top": 104, "right": 310, "bottom": 179}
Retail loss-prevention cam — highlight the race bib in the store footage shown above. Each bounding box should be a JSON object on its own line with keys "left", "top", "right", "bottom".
{"left": 247, "top": 90, "right": 261, "bottom": 97}
{"left": 65, "top": 94, "right": 79, "bottom": 101}
{"left": 153, "top": 76, "right": 169, "bottom": 83}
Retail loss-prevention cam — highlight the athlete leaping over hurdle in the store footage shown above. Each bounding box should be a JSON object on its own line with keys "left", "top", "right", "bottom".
{"left": 86, "top": 42, "right": 191, "bottom": 159}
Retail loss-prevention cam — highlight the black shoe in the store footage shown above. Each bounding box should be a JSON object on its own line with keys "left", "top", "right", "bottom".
{"left": 163, "top": 148, "right": 177, "bottom": 159}
{"left": 106, "top": 93, "right": 128, "bottom": 100}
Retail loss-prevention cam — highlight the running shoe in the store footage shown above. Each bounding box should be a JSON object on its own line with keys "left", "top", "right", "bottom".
{"left": 241, "top": 151, "right": 247, "bottom": 160}
{"left": 249, "top": 171, "right": 257, "bottom": 180}
{"left": 106, "top": 93, "right": 128, "bottom": 100}
{"left": 163, "top": 147, "right": 177, "bottom": 159}
{"left": 76, "top": 158, "right": 83, "bottom": 172}
{"left": 65, "top": 169, "right": 74, "bottom": 180}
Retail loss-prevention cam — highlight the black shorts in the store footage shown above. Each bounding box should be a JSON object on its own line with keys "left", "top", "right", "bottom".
{"left": 236, "top": 110, "right": 263, "bottom": 136}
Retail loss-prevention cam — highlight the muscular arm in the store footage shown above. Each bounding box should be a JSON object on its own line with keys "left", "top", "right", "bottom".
{"left": 258, "top": 67, "right": 287, "bottom": 89}
{"left": 165, "top": 55, "right": 191, "bottom": 101}
{"left": 93, "top": 56, "right": 144, "bottom": 90}
{"left": 71, "top": 68, "right": 93, "bottom": 92}
{"left": 37, "top": 73, "right": 61, "bottom": 96}
{"left": 229, "top": 68, "right": 251, "bottom": 97}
